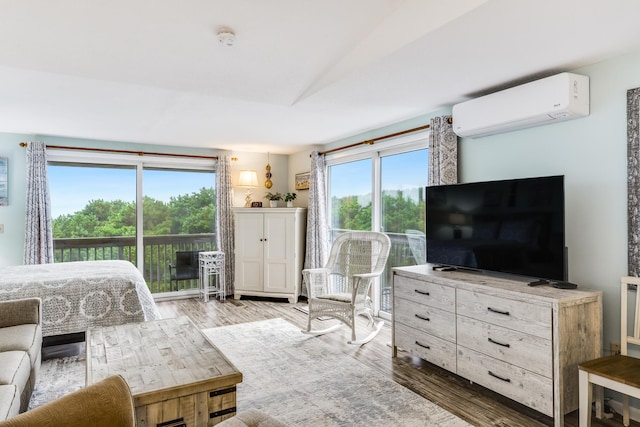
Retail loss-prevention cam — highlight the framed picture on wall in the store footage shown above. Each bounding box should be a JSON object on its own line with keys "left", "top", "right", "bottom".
{"left": 0, "top": 157, "right": 7, "bottom": 206}
{"left": 295, "top": 172, "right": 310, "bottom": 190}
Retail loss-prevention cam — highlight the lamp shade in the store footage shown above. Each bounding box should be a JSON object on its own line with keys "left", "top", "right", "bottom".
{"left": 238, "top": 170, "right": 259, "bottom": 187}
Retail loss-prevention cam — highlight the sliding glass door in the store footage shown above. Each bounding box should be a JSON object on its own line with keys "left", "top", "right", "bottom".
{"left": 326, "top": 136, "right": 428, "bottom": 318}
{"left": 48, "top": 150, "right": 216, "bottom": 298}
{"left": 379, "top": 149, "right": 427, "bottom": 313}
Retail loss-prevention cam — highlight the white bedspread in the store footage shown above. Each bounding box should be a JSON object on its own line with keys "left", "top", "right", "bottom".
{"left": 0, "top": 260, "right": 161, "bottom": 337}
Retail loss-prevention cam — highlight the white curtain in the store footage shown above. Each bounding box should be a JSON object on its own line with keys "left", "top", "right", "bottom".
{"left": 216, "top": 155, "right": 235, "bottom": 295}
{"left": 24, "top": 142, "right": 54, "bottom": 264}
{"left": 303, "top": 151, "right": 329, "bottom": 296}
{"left": 428, "top": 115, "right": 458, "bottom": 186}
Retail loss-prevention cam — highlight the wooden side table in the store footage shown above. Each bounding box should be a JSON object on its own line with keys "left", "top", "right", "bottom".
{"left": 86, "top": 316, "right": 242, "bottom": 426}
{"left": 199, "top": 251, "right": 225, "bottom": 302}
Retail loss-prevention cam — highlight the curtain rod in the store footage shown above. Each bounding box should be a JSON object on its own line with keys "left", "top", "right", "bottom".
{"left": 318, "top": 117, "right": 452, "bottom": 156}
{"left": 18, "top": 142, "right": 218, "bottom": 160}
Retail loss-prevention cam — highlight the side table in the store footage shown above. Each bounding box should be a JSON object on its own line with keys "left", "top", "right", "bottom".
{"left": 199, "top": 251, "right": 225, "bottom": 302}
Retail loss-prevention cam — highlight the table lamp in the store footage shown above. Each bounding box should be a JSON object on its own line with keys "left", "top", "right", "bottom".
{"left": 238, "top": 170, "right": 259, "bottom": 207}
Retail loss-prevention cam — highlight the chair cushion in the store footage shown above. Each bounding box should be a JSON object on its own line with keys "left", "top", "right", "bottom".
{"left": 0, "top": 325, "right": 42, "bottom": 370}
{"left": 316, "top": 293, "right": 352, "bottom": 303}
{"left": 0, "top": 386, "right": 20, "bottom": 421}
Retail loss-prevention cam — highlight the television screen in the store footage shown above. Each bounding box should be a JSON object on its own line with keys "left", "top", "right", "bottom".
{"left": 426, "top": 175, "right": 565, "bottom": 281}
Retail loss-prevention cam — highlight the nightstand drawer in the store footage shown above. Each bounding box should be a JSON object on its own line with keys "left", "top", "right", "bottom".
{"left": 457, "top": 315, "right": 552, "bottom": 377}
{"left": 394, "top": 297, "right": 456, "bottom": 342}
{"left": 456, "top": 289, "right": 551, "bottom": 339}
{"left": 457, "top": 346, "right": 553, "bottom": 416}
{"left": 394, "top": 276, "right": 455, "bottom": 311}
{"left": 395, "top": 322, "right": 456, "bottom": 372}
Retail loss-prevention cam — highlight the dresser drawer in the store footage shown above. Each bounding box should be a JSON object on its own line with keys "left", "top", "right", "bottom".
{"left": 456, "top": 289, "right": 551, "bottom": 339}
{"left": 394, "top": 276, "right": 455, "bottom": 311}
{"left": 457, "top": 346, "right": 553, "bottom": 416}
{"left": 394, "top": 297, "right": 456, "bottom": 342}
{"left": 395, "top": 322, "right": 456, "bottom": 372}
{"left": 456, "top": 315, "right": 552, "bottom": 377}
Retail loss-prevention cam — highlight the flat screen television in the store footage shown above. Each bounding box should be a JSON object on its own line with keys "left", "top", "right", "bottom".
{"left": 425, "top": 175, "right": 566, "bottom": 281}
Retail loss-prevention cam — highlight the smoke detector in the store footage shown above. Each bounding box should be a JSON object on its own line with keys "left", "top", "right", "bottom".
{"left": 217, "top": 28, "right": 236, "bottom": 47}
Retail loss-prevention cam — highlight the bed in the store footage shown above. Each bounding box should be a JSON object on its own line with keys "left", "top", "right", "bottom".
{"left": 0, "top": 260, "right": 161, "bottom": 337}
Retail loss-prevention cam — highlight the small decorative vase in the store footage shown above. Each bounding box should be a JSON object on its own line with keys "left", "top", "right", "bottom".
{"left": 270, "top": 200, "right": 278, "bottom": 208}
{"left": 286, "top": 201, "right": 293, "bottom": 208}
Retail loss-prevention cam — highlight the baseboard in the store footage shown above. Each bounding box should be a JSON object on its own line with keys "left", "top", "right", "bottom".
{"left": 607, "top": 398, "right": 640, "bottom": 422}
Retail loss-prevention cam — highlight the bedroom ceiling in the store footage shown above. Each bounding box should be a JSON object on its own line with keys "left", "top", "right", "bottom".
{"left": 1, "top": 0, "right": 640, "bottom": 154}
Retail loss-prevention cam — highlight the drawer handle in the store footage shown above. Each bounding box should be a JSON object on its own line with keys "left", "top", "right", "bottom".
{"left": 415, "top": 340, "right": 431, "bottom": 349}
{"left": 414, "top": 289, "right": 430, "bottom": 296}
{"left": 488, "top": 337, "right": 511, "bottom": 348}
{"left": 488, "top": 371, "right": 511, "bottom": 383}
{"left": 487, "top": 307, "right": 510, "bottom": 316}
{"left": 414, "top": 314, "right": 430, "bottom": 322}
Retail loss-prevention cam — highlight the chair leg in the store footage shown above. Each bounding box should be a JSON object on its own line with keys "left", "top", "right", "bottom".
{"left": 623, "top": 395, "right": 630, "bottom": 427}
{"left": 578, "top": 370, "right": 592, "bottom": 427}
{"left": 347, "top": 320, "right": 384, "bottom": 346}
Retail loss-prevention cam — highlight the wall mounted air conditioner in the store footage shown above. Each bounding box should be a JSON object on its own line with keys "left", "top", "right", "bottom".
{"left": 451, "top": 72, "right": 589, "bottom": 138}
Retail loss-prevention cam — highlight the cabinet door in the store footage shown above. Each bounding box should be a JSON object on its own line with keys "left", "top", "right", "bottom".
{"left": 263, "top": 213, "right": 293, "bottom": 293}
{"left": 235, "top": 213, "right": 264, "bottom": 291}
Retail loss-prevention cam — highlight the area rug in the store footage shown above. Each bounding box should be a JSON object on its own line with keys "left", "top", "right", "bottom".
{"left": 29, "top": 353, "right": 86, "bottom": 410}
{"left": 30, "top": 318, "right": 470, "bottom": 426}
{"left": 203, "top": 318, "right": 471, "bottom": 426}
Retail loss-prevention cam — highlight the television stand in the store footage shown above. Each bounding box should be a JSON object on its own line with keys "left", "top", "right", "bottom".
{"left": 392, "top": 264, "right": 602, "bottom": 427}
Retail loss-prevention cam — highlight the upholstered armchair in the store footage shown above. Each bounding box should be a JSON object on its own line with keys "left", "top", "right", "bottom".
{"left": 0, "top": 375, "right": 135, "bottom": 427}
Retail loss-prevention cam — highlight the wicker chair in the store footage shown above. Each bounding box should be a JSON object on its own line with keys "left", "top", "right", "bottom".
{"left": 302, "top": 231, "right": 391, "bottom": 345}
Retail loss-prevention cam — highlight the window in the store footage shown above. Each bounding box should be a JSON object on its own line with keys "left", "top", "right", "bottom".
{"left": 48, "top": 150, "right": 216, "bottom": 297}
{"left": 49, "top": 164, "right": 137, "bottom": 261}
{"left": 326, "top": 134, "right": 428, "bottom": 318}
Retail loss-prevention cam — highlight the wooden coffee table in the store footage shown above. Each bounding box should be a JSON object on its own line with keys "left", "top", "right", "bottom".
{"left": 86, "top": 316, "right": 242, "bottom": 427}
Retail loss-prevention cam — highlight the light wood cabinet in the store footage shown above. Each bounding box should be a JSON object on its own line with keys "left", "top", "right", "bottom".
{"left": 392, "top": 265, "right": 602, "bottom": 427}
{"left": 233, "top": 208, "right": 306, "bottom": 303}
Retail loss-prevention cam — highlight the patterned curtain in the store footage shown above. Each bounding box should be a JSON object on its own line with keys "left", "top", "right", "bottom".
{"left": 628, "top": 87, "right": 640, "bottom": 275}
{"left": 216, "top": 155, "right": 235, "bottom": 295}
{"left": 24, "top": 142, "right": 54, "bottom": 264}
{"left": 428, "top": 115, "right": 458, "bottom": 186}
{"left": 303, "top": 151, "right": 329, "bottom": 296}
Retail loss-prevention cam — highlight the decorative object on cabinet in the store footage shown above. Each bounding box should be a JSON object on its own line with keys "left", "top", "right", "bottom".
{"left": 264, "top": 192, "right": 282, "bottom": 208}
{"left": 284, "top": 192, "right": 296, "bottom": 207}
{"left": 578, "top": 276, "right": 640, "bottom": 427}
{"left": 234, "top": 208, "right": 307, "bottom": 303}
{"left": 264, "top": 153, "right": 273, "bottom": 189}
{"left": 392, "top": 265, "right": 602, "bottom": 427}
{"left": 251, "top": 201, "right": 262, "bottom": 208}
{"left": 238, "top": 170, "right": 259, "bottom": 208}
{"left": 295, "top": 172, "right": 310, "bottom": 190}
{"left": 303, "top": 231, "right": 391, "bottom": 345}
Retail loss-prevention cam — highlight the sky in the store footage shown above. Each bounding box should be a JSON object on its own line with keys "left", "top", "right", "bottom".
{"left": 329, "top": 149, "right": 428, "bottom": 199}
{"left": 48, "top": 165, "right": 214, "bottom": 218}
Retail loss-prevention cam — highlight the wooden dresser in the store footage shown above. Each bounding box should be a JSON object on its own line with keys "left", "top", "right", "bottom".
{"left": 392, "top": 265, "right": 602, "bottom": 427}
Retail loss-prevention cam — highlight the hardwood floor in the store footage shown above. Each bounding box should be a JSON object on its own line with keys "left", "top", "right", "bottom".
{"left": 156, "top": 296, "right": 636, "bottom": 427}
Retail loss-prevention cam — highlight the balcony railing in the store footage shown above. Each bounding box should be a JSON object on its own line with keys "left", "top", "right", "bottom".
{"left": 54, "top": 230, "right": 423, "bottom": 307}
{"left": 54, "top": 233, "right": 216, "bottom": 294}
